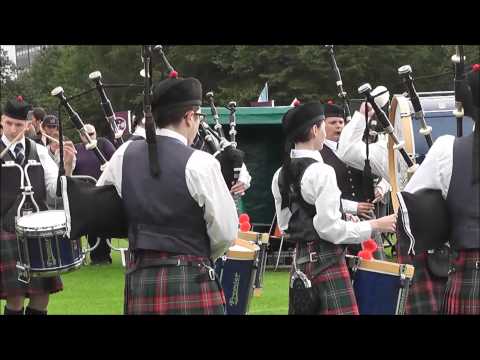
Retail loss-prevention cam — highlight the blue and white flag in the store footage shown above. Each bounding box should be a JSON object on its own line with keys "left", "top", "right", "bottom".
{"left": 257, "top": 82, "right": 268, "bottom": 102}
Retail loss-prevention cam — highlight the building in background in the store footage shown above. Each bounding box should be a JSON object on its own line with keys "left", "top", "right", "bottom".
{"left": 15, "top": 45, "right": 49, "bottom": 71}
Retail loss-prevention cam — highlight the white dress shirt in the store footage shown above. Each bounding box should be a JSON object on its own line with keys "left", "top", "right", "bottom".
{"left": 2, "top": 134, "right": 60, "bottom": 203}
{"left": 404, "top": 135, "right": 454, "bottom": 199}
{"left": 271, "top": 149, "right": 372, "bottom": 245}
{"left": 337, "top": 111, "right": 390, "bottom": 181}
{"left": 97, "top": 128, "right": 239, "bottom": 260}
{"left": 323, "top": 139, "right": 358, "bottom": 215}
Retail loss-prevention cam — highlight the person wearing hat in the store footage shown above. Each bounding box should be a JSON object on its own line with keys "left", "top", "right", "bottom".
{"left": 320, "top": 101, "right": 390, "bottom": 260}
{"left": 97, "top": 75, "right": 238, "bottom": 314}
{"left": 41, "top": 114, "right": 60, "bottom": 141}
{"left": 403, "top": 64, "right": 480, "bottom": 314}
{"left": 25, "top": 107, "right": 48, "bottom": 146}
{"left": 271, "top": 101, "right": 396, "bottom": 315}
{"left": 0, "top": 96, "right": 76, "bottom": 315}
{"left": 73, "top": 123, "right": 116, "bottom": 265}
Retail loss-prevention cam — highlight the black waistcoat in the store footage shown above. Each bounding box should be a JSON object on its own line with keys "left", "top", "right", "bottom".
{"left": 278, "top": 157, "right": 344, "bottom": 270}
{"left": 320, "top": 145, "right": 373, "bottom": 202}
{"left": 1, "top": 138, "right": 48, "bottom": 231}
{"left": 446, "top": 133, "right": 480, "bottom": 250}
{"left": 122, "top": 136, "right": 210, "bottom": 256}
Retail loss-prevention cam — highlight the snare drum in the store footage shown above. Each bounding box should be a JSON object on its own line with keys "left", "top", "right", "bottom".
{"left": 346, "top": 255, "right": 415, "bottom": 315}
{"left": 15, "top": 210, "right": 84, "bottom": 281}
{"left": 215, "top": 239, "right": 259, "bottom": 315}
{"left": 238, "top": 231, "right": 269, "bottom": 296}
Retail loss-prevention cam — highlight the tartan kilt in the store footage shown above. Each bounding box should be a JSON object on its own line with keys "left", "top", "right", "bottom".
{"left": 125, "top": 250, "right": 226, "bottom": 315}
{"left": 291, "top": 241, "right": 359, "bottom": 315}
{"left": 0, "top": 230, "right": 63, "bottom": 299}
{"left": 396, "top": 236, "right": 446, "bottom": 315}
{"left": 442, "top": 249, "right": 480, "bottom": 315}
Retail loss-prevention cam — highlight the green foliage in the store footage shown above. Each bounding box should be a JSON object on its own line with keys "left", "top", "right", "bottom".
{"left": 2, "top": 45, "right": 479, "bottom": 139}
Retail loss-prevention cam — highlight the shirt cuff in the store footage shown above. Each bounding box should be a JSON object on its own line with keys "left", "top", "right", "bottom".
{"left": 341, "top": 199, "right": 358, "bottom": 215}
{"left": 356, "top": 221, "right": 373, "bottom": 241}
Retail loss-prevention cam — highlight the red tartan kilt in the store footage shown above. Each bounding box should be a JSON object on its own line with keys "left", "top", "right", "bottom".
{"left": 396, "top": 234, "right": 446, "bottom": 314}
{"left": 125, "top": 250, "right": 226, "bottom": 315}
{"left": 294, "top": 242, "right": 359, "bottom": 315}
{"left": 0, "top": 230, "right": 63, "bottom": 299}
{"left": 443, "top": 249, "right": 480, "bottom": 315}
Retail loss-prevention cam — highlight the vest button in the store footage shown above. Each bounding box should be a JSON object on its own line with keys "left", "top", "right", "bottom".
{"left": 352, "top": 192, "right": 356, "bottom": 196}
{"left": 348, "top": 170, "right": 352, "bottom": 174}
{"left": 349, "top": 178, "right": 352, "bottom": 182}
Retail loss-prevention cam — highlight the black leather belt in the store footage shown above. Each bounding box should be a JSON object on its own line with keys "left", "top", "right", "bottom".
{"left": 126, "top": 258, "right": 216, "bottom": 281}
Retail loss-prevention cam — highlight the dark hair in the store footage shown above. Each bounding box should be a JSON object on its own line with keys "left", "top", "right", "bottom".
{"left": 32, "top": 107, "right": 46, "bottom": 122}
{"left": 153, "top": 105, "right": 199, "bottom": 128}
{"left": 280, "top": 119, "right": 323, "bottom": 201}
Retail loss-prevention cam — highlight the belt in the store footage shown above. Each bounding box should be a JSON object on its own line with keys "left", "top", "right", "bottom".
{"left": 126, "top": 257, "right": 216, "bottom": 281}
{"left": 296, "top": 252, "right": 320, "bottom": 265}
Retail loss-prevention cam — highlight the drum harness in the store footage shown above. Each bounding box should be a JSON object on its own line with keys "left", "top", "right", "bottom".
{"left": 4, "top": 159, "right": 42, "bottom": 284}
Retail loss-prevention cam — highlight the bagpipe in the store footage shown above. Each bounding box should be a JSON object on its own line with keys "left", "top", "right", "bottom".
{"left": 88, "top": 71, "right": 125, "bottom": 145}
{"left": 388, "top": 47, "right": 473, "bottom": 274}
{"left": 324, "top": 45, "right": 352, "bottom": 122}
{"left": 153, "top": 46, "right": 246, "bottom": 191}
{"left": 204, "top": 92, "right": 245, "bottom": 191}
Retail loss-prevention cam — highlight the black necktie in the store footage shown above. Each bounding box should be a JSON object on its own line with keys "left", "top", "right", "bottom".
{"left": 14, "top": 143, "right": 24, "bottom": 165}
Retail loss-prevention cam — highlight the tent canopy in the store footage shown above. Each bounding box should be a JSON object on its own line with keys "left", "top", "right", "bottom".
{"left": 200, "top": 106, "right": 291, "bottom": 125}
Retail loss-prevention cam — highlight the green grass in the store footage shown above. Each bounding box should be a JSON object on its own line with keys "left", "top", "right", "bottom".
{"left": 1, "top": 238, "right": 290, "bottom": 315}
{"left": 1, "top": 236, "right": 400, "bottom": 315}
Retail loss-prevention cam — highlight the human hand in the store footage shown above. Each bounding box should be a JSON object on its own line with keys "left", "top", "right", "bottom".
{"left": 370, "top": 214, "right": 396, "bottom": 233}
{"left": 357, "top": 202, "right": 375, "bottom": 219}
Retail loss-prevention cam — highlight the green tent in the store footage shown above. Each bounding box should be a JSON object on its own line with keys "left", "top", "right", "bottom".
{"left": 200, "top": 106, "right": 291, "bottom": 227}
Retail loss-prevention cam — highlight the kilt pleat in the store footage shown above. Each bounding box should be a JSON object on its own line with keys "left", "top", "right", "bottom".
{"left": 125, "top": 250, "right": 226, "bottom": 315}
{"left": 442, "top": 249, "right": 480, "bottom": 315}
{"left": 293, "top": 241, "right": 358, "bottom": 315}
{"left": 0, "top": 230, "right": 63, "bottom": 299}
{"left": 396, "top": 236, "right": 446, "bottom": 314}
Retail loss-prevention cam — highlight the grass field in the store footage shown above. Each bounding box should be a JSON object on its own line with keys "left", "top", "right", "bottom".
{"left": 1, "top": 237, "right": 397, "bottom": 315}
{"left": 0, "top": 239, "right": 290, "bottom": 315}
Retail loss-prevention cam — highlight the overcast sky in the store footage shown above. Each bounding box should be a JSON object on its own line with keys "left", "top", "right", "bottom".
{"left": 1, "top": 45, "right": 16, "bottom": 64}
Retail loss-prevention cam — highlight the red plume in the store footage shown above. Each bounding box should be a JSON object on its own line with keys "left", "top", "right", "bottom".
{"left": 473, "top": 64, "right": 480, "bottom": 73}
{"left": 293, "top": 99, "right": 301, "bottom": 107}
{"left": 327, "top": 99, "right": 334, "bottom": 105}
{"left": 362, "top": 239, "right": 378, "bottom": 253}
{"left": 169, "top": 70, "right": 178, "bottom": 78}
{"left": 16, "top": 95, "right": 24, "bottom": 102}
{"left": 358, "top": 250, "right": 373, "bottom": 260}
{"left": 239, "top": 213, "right": 250, "bottom": 224}
{"left": 240, "top": 222, "right": 251, "bottom": 232}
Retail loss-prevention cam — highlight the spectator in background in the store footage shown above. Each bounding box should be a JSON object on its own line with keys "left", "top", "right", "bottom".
{"left": 73, "top": 124, "right": 116, "bottom": 265}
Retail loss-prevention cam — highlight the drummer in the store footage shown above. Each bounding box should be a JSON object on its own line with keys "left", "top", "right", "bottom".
{"left": 97, "top": 75, "right": 238, "bottom": 314}
{"left": 0, "top": 96, "right": 76, "bottom": 315}
{"left": 271, "top": 101, "right": 396, "bottom": 315}
{"left": 405, "top": 65, "right": 480, "bottom": 314}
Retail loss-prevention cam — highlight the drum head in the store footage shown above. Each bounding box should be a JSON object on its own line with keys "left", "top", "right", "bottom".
{"left": 388, "top": 95, "right": 416, "bottom": 210}
{"left": 16, "top": 210, "right": 66, "bottom": 231}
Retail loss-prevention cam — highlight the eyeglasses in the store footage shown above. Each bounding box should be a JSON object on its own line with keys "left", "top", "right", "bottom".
{"left": 194, "top": 113, "right": 206, "bottom": 121}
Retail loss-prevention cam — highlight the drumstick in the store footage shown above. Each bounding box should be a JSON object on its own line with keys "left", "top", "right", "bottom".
{"left": 40, "top": 130, "right": 60, "bottom": 144}
{"left": 0, "top": 127, "right": 28, "bottom": 160}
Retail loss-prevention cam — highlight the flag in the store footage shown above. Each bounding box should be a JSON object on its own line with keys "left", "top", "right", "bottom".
{"left": 257, "top": 82, "right": 268, "bottom": 102}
